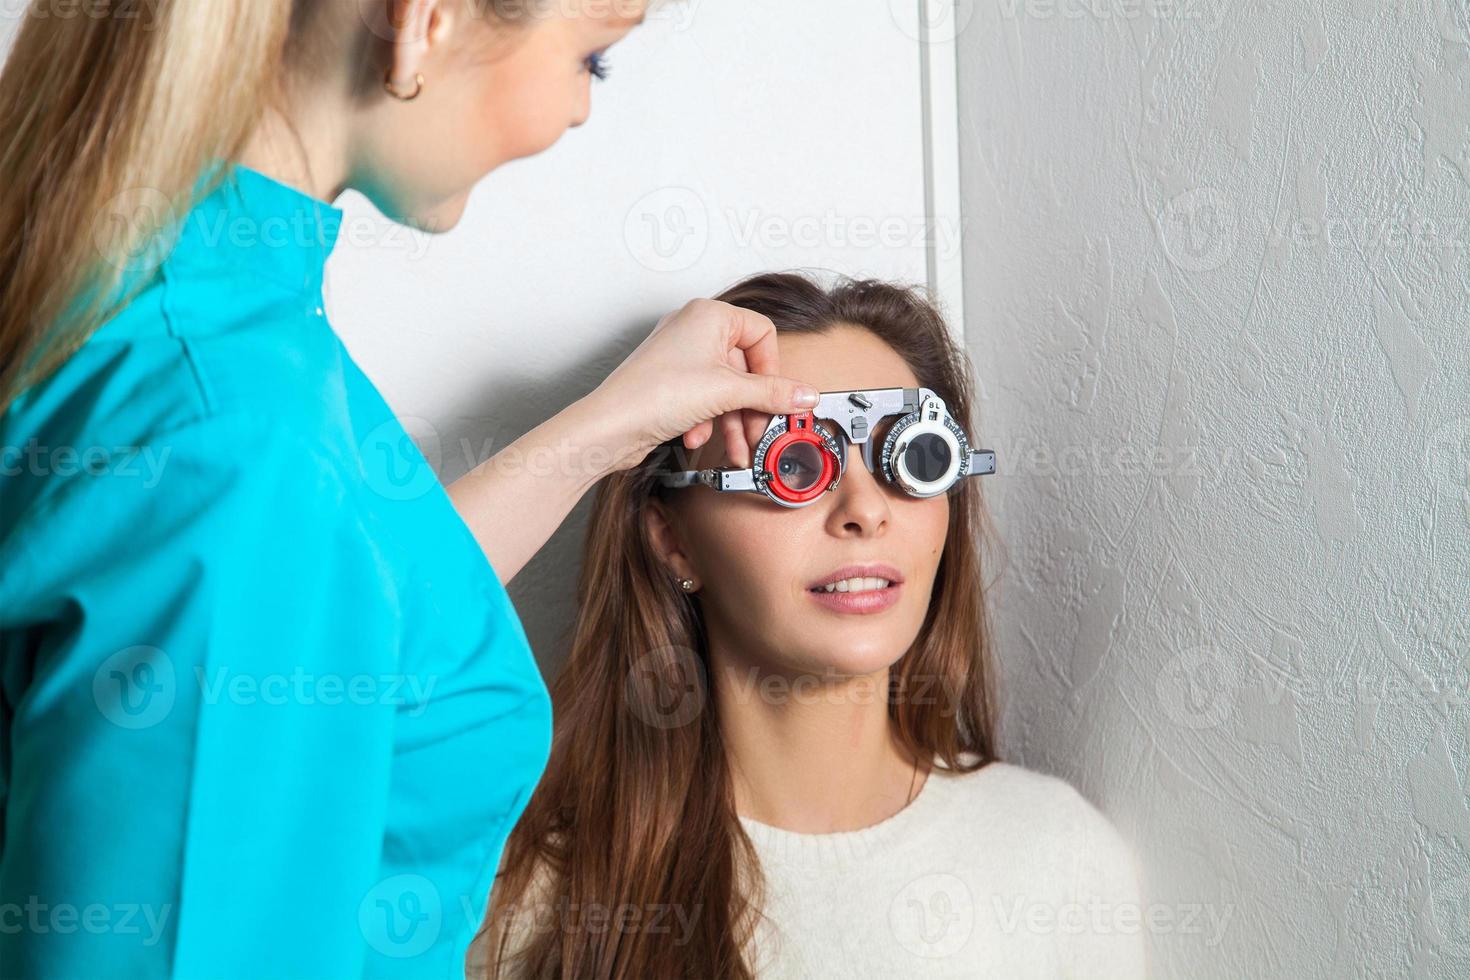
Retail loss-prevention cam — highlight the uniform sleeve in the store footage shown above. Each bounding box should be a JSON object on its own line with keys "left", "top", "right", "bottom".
{"left": 1062, "top": 799, "right": 1151, "bottom": 979}
{"left": 0, "top": 413, "right": 404, "bottom": 979}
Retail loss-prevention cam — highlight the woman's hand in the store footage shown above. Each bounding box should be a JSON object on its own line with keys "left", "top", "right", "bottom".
{"left": 588, "top": 298, "right": 820, "bottom": 470}
{"left": 448, "top": 297, "right": 817, "bottom": 583}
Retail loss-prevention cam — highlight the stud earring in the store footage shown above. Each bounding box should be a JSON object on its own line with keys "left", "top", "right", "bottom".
{"left": 384, "top": 69, "right": 425, "bottom": 102}
{"left": 679, "top": 578, "right": 696, "bottom": 593}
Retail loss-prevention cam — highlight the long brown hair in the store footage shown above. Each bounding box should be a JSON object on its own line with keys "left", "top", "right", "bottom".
{"left": 480, "top": 271, "right": 1005, "bottom": 979}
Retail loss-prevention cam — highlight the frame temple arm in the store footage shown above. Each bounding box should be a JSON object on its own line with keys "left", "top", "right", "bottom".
{"left": 657, "top": 469, "right": 759, "bottom": 492}
{"left": 967, "top": 450, "right": 997, "bottom": 476}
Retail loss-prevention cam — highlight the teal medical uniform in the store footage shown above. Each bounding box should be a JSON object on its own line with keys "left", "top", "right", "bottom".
{"left": 0, "top": 165, "right": 553, "bottom": 978}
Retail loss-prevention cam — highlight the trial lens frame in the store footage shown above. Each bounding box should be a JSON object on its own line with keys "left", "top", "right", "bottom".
{"left": 657, "top": 387, "right": 997, "bottom": 506}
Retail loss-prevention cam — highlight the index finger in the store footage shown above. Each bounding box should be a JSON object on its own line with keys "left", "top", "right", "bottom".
{"left": 720, "top": 302, "right": 782, "bottom": 379}
{"left": 720, "top": 303, "right": 787, "bottom": 451}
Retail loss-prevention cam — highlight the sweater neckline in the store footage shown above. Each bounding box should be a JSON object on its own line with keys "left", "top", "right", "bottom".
{"left": 737, "top": 756, "right": 989, "bottom": 865}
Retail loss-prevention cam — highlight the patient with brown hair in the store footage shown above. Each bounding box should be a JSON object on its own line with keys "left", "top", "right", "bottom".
{"left": 472, "top": 271, "right": 1148, "bottom": 979}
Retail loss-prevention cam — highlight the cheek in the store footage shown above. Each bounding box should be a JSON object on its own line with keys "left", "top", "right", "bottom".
{"left": 878, "top": 497, "right": 950, "bottom": 613}
{"left": 683, "top": 506, "right": 808, "bottom": 615}
{"left": 930, "top": 498, "right": 952, "bottom": 548}
{"left": 355, "top": 79, "right": 503, "bottom": 225}
{"left": 480, "top": 66, "right": 586, "bottom": 162}
{"left": 913, "top": 499, "right": 951, "bottom": 569}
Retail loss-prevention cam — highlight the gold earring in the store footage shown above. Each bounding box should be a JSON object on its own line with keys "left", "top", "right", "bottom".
{"left": 384, "top": 70, "right": 425, "bottom": 102}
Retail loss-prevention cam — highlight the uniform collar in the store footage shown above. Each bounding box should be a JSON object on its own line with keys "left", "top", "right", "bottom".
{"left": 166, "top": 162, "right": 345, "bottom": 296}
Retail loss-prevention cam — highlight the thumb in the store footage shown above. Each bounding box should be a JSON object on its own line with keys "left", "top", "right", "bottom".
{"left": 729, "top": 371, "right": 821, "bottom": 416}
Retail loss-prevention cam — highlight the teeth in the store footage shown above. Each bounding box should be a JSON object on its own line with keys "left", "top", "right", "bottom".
{"left": 818, "top": 577, "right": 892, "bottom": 594}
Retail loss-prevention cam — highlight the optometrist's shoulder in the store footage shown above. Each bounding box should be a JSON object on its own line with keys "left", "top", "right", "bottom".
{"left": 447, "top": 297, "right": 821, "bottom": 583}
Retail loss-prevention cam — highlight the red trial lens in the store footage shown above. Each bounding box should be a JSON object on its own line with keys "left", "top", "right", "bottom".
{"left": 763, "top": 413, "right": 838, "bottom": 504}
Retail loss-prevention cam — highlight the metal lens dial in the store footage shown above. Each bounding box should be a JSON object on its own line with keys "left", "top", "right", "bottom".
{"left": 880, "top": 395, "right": 970, "bottom": 498}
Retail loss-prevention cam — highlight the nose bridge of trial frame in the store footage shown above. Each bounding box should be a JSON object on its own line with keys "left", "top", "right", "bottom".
{"left": 816, "top": 387, "right": 927, "bottom": 473}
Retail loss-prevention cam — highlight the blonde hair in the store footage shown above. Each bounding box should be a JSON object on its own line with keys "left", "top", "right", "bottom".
{"left": 0, "top": 0, "right": 299, "bottom": 415}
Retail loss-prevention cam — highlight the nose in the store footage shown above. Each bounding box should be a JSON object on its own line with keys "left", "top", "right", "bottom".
{"left": 570, "top": 86, "right": 592, "bottom": 129}
{"left": 824, "top": 456, "right": 890, "bottom": 538}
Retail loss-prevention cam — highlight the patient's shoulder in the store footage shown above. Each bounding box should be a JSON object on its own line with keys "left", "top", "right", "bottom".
{"left": 932, "top": 758, "right": 1131, "bottom": 857}
{"left": 467, "top": 859, "right": 559, "bottom": 980}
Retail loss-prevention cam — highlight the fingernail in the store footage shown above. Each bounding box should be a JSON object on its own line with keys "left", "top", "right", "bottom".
{"left": 793, "top": 386, "right": 819, "bottom": 408}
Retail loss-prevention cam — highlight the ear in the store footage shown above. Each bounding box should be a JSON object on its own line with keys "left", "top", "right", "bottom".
{"left": 383, "top": 0, "right": 458, "bottom": 94}
{"left": 644, "top": 498, "right": 699, "bottom": 588}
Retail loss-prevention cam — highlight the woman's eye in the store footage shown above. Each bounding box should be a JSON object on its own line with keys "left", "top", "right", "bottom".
{"left": 778, "top": 457, "right": 816, "bottom": 479}
{"left": 583, "top": 51, "right": 611, "bottom": 81}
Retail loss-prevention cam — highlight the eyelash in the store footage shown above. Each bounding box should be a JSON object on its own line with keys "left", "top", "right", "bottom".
{"left": 584, "top": 51, "right": 611, "bottom": 81}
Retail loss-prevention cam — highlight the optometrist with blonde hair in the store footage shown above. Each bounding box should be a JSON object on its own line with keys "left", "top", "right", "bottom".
{"left": 0, "top": 1, "right": 819, "bottom": 976}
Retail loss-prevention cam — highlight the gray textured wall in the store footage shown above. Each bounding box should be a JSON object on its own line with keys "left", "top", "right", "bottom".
{"left": 957, "top": 1, "right": 1470, "bottom": 976}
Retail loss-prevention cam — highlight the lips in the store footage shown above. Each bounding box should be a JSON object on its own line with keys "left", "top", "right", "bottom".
{"left": 806, "top": 563, "right": 904, "bottom": 615}
{"left": 807, "top": 563, "right": 904, "bottom": 591}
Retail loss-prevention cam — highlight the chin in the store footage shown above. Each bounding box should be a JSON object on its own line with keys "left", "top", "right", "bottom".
{"left": 403, "top": 193, "right": 472, "bottom": 234}
{"left": 363, "top": 182, "right": 474, "bottom": 235}
{"left": 791, "top": 638, "right": 908, "bottom": 680}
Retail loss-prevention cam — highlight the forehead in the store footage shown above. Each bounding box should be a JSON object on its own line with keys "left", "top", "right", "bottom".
{"left": 778, "top": 323, "right": 922, "bottom": 391}
{"left": 679, "top": 323, "right": 923, "bottom": 470}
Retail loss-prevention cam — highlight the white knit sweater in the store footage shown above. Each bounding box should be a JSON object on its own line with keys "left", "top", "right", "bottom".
{"left": 474, "top": 759, "right": 1148, "bottom": 979}
{"left": 737, "top": 759, "right": 1149, "bottom": 979}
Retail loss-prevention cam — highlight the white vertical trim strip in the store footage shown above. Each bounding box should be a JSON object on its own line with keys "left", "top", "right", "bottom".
{"left": 918, "top": 0, "right": 966, "bottom": 339}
